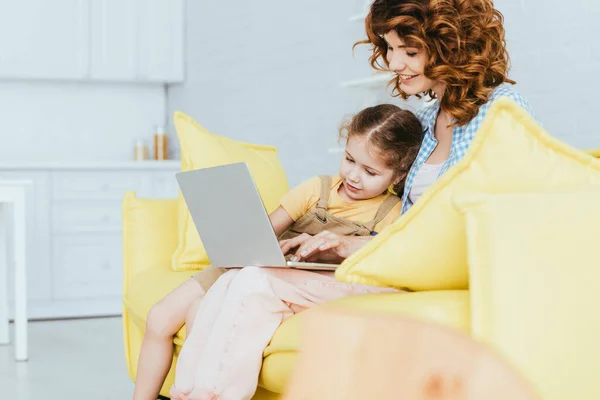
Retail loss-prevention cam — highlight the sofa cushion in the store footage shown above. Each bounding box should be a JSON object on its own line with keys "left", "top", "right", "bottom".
{"left": 321, "top": 291, "right": 470, "bottom": 331}
{"left": 335, "top": 97, "right": 600, "bottom": 291}
{"left": 259, "top": 290, "right": 470, "bottom": 393}
{"left": 587, "top": 148, "right": 600, "bottom": 158}
{"left": 172, "top": 111, "right": 290, "bottom": 271}
{"left": 122, "top": 192, "right": 179, "bottom": 286}
{"left": 259, "top": 306, "right": 316, "bottom": 393}
{"left": 455, "top": 189, "right": 600, "bottom": 400}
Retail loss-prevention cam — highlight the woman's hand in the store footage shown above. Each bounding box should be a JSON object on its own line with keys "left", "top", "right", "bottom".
{"left": 279, "top": 231, "right": 372, "bottom": 264}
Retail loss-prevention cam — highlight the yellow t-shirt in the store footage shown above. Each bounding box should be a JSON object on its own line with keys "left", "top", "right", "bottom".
{"left": 279, "top": 175, "right": 401, "bottom": 233}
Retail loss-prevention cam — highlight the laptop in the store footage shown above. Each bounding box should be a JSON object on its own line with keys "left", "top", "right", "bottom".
{"left": 175, "top": 162, "right": 339, "bottom": 271}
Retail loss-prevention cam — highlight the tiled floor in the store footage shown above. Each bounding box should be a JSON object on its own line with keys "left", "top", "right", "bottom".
{"left": 0, "top": 317, "right": 135, "bottom": 399}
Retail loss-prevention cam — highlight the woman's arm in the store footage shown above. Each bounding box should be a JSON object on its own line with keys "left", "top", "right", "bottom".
{"left": 269, "top": 206, "right": 295, "bottom": 237}
{"left": 280, "top": 231, "right": 373, "bottom": 264}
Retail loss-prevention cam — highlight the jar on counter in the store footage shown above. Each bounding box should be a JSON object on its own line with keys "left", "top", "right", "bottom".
{"left": 133, "top": 139, "right": 149, "bottom": 161}
{"left": 153, "top": 125, "right": 168, "bottom": 161}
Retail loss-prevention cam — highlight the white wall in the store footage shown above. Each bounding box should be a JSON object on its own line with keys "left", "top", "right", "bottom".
{"left": 167, "top": 0, "right": 371, "bottom": 187}
{"left": 0, "top": 81, "right": 166, "bottom": 162}
{"left": 497, "top": 0, "right": 600, "bottom": 148}
{"left": 168, "top": 0, "right": 600, "bottom": 187}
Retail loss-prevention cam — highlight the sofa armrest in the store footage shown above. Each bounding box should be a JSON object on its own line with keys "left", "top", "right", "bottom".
{"left": 122, "top": 191, "right": 179, "bottom": 290}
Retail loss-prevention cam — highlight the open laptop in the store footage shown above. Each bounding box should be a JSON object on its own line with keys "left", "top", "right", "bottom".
{"left": 175, "top": 162, "right": 339, "bottom": 271}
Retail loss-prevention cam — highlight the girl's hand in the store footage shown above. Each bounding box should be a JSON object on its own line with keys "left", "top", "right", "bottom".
{"left": 279, "top": 233, "right": 313, "bottom": 257}
{"left": 280, "top": 231, "right": 372, "bottom": 264}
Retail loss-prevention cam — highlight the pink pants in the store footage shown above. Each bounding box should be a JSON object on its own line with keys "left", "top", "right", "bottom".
{"left": 170, "top": 266, "right": 397, "bottom": 400}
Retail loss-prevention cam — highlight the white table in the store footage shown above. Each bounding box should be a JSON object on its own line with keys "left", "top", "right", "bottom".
{"left": 0, "top": 180, "right": 30, "bottom": 361}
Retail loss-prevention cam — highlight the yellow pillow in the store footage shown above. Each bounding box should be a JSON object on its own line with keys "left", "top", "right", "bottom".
{"left": 456, "top": 189, "right": 600, "bottom": 400}
{"left": 336, "top": 97, "right": 600, "bottom": 291}
{"left": 172, "top": 111, "right": 290, "bottom": 271}
{"left": 122, "top": 191, "right": 180, "bottom": 285}
{"left": 587, "top": 148, "right": 600, "bottom": 158}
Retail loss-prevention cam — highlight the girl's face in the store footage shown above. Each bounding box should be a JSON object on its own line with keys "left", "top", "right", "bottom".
{"left": 383, "top": 30, "right": 443, "bottom": 96}
{"left": 338, "top": 135, "right": 398, "bottom": 202}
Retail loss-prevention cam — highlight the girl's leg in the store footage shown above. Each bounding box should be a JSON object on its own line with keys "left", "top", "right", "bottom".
{"left": 171, "top": 270, "right": 241, "bottom": 399}
{"left": 132, "top": 278, "right": 206, "bottom": 400}
{"left": 189, "top": 267, "right": 396, "bottom": 400}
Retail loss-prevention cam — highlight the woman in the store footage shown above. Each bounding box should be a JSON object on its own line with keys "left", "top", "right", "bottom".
{"left": 282, "top": 0, "right": 536, "bottom": 262}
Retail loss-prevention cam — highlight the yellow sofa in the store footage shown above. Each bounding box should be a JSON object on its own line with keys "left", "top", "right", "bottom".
{"left": 121, "top": 192, "right": 471, "bottom": 399}
{"left": 122, "top": 123, "right": 600, "bottom": 398}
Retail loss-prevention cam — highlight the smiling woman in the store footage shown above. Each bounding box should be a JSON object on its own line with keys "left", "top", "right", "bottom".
{"left": 288, "top": 0, "right": 538, "bottom": 261}
{"left": 363, "top": 0, "right": 516, "bottom": 126}
{"left": 360, "top": 0, "right": 536, "bottom": 214}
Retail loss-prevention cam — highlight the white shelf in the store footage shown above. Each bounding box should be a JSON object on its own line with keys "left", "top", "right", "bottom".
{"left": 340, "top": 72, "right": 395, "bottom": 88}
{"left": 348, "top": 12, "right": 367, "bottom": 22}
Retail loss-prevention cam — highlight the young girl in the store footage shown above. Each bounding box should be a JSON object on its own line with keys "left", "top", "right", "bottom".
{"left": 168, "top": 104, "right": 422, "bottom": 400}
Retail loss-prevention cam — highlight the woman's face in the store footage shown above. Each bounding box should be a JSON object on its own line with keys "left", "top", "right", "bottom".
{"left": 383, "top": 30, "right": 441, "bottom": 96}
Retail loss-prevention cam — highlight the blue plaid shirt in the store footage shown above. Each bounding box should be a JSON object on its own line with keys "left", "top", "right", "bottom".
{"left": 401, "top": 84, "right": 536, "bottom": 214}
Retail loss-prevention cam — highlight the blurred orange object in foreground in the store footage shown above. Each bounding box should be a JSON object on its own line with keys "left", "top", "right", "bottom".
{"left": 283, "top": 307, "right": 538, "bottom": 400}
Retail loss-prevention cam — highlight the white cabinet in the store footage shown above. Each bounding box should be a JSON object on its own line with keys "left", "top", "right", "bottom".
{"left": 53, "top": 235, "right": 123, "bottom": 300}
{"left": 90, "top": 0, "right": 184, "bottom": 82}
{"left": 0, "top": 162, "right": 180, "bottom": 319}
{"left": 51, "top": 171, "right": 154, "bottom": 200}
{"left": 136, "top": 0, "right": 185, "bottom": 83}
{"left": 89, "top": 0, "right": 137, "bottom": 81}
{"left": 0, "top": 0, "right": 89, "bottom": 80}
{"left": 0, "top": 0, "right": 184, "bottom": 83}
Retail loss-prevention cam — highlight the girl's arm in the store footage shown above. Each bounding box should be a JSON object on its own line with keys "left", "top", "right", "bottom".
{"left": 269, "top": 206, "right": 295, "bottom": 237}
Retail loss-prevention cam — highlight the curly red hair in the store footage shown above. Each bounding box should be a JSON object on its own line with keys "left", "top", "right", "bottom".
{"left": 358, "top": 0, "right": 515, "bottom": 126}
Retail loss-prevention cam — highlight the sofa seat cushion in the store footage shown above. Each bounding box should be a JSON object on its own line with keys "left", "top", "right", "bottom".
{"left": 259, "top": 290, "right": 470, "bottom": 394}
{"left": 322, "top": 290, "right": 470, "bottom": 331}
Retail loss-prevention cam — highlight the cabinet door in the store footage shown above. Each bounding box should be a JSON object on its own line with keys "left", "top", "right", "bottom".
{"left": 0, "top": 0, "right": 89, "bottom": 80}
{"left": 136, "top": 0, "right": 185, "bottom": 83}
{"left": 52, "top": 234, "right": 122, "bottom": 300}
{"left": 89, "top": 0, "right": 137, "bottom": 81}
{"left": 52, "top": 171, "right": 154, "bottom": 200}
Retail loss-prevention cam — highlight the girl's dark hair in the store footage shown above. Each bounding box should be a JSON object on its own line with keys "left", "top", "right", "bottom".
{"left": 339, "top": 104, "right": 423, "bottom": 196}
{"left": 357, "top": 0, "right": 514, "bottom": 127}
